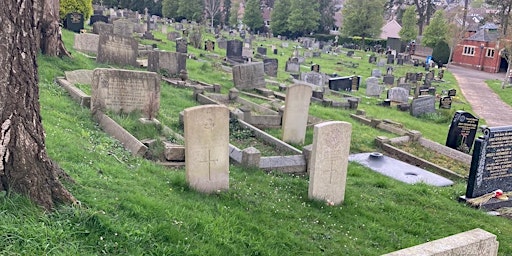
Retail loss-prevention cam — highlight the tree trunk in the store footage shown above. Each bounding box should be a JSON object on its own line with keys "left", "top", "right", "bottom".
{"left": 0, "top": 0, "right": 76, "bottom": 211}
{"left": 40, "top": 0, "right": 71, "bottom": 57}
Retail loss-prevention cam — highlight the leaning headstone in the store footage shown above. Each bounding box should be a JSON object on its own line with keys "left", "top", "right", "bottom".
{"left": 73, "top": 33, "right": 99, "bottom": 54}
{"left": 387, "top": 87, "right": 409, "bottom": 103}
{"left": 232, "top": 62, "right": 266, "bottom": 89}
{"left": 282, "top": 84, "right": 312, "bottom": 144}
{"left": 410, "top": 96, "right": 436, "bottom": 117}
{"left": 176, "top": 38, "right": 188, "bottom": 53}
{"left": 97, "top": 34, "right": 138, "bottom": 66}
{"left": 91, "top": 68, "right": 160, "bottom": 114}
{"left": 184, "top": 105, "right": 230, "bottom": 193}
{"left": 308, "top": 121, "right": 352, "bottom": 205}
{"left": 147, "top": 51, "right": 187, "bottom": 77}
{"left": 263, "top": 58, "right": 278, "bottom": 77}
{"left": 365, "top": 77, "right": 382, "bottom": 97}
{"left": 226, "top": 40, "right": 243, "bottom": 62}
{"left": 113, "top": 19, "right": 134, "bottom": 37}
{"left": 445, "top": 111, "right": 479, "bottom": 153}
{"left": 64, "top": 12, "right": 84, "bottom": 33}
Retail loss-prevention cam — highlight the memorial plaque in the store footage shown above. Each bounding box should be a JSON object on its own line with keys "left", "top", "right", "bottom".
{"left": 446, "top": 111, "right": 479, "bottom": 153}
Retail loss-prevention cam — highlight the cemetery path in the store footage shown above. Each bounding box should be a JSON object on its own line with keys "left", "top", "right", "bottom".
{"left": 448, "top": 65, "right": 512, "bottom": 127}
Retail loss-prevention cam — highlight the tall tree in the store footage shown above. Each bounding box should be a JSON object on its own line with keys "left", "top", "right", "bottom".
{"left": 162, "top": 0, "right": 179, "bottom": 19}
{"left": 177, "top": 0, "right": 204, "bottom": 21}
{"left": 421, "top": 10, "right": 448, "bottom": 48}
{"left": 40, "top": 0, "right": 78, "bottom": 57}
{"left": 0, "top": 0, "right": 77, "bottom": 211}
{"left": 410, "top": 0, "right": 436, "bottom": 35}
{"left": 485, "top": 0, "right": 512, "bottom": 35}
{"left": 399, "top": 5, "right": 418, "bottom": 43}
{"left": 317, "top": 0, "right": 335, "bottom": 33}
{"left": 270, "top": 0, "right": 290, "bottom": 36}
{"left": 342, "top": 0, "right": 385, "bottom": 48}
{"left": 445, "top": 7, "right": 467, "bottom": 65}
{"left": 222, "top": 0, "right": 232, "bottom": 26}
{"left": 205, "top": 0, "right": 222, "bottom": 28}
{"left": 287, "top": 0, "right": 319, "bottom": 37}
{"left": 243, "top": 0, "right": 264, "bottom": 33}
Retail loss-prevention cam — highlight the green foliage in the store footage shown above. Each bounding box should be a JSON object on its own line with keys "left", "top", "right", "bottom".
{"left": 287, "top": 0, "right": 320, "bottom": 37}
{"left": 243, "top": 0, "right": 264, "bottom": 33}
{"left": 60, "top": 0, "right": 93, "bottom": 20}
{"left": 341, "top": 0, "right": 385, "bottom": 44}
{"left": 229, "top": 119, "right": 255, "bottom": 140}
{"left": 270, "top": 0, "right": 291, "bottom": 36}
{"left": 317, "top": 0, "right": 336, "bottom": 33}
{"left": 162, "top": 0, "right": 179, "bottom": 19}
{"left": 177, "top": 0, "right": 204, "bottom": 22}
{"left": 399, "top": 6, "right": 418, "bottom": 43}
{"left": 422, "top": 10, "right": 448, "bottom": 48}
{"left": 432, "top": 41, "right": 450, "bottom": 65}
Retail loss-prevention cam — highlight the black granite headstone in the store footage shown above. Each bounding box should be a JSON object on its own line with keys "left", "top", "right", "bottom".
{"left": 226, "top": 40, "right": 243, "bottom": 62}
{"left": 89, "top": 14, "right": 109, "bottom": 26}
{"left": 439, "top": 96, "right": 452, "bottom": 109}
{"left": 445, "top": 111, "right": 479, "bottom": 154}
{"left": 329, "top": 76, "right": 353, "bottom": 92}
{"left": 64, "top": 12, "right": 84, "bottom": 33}
{"left": 448, "top": 89, "right": 457, "bottom": 97}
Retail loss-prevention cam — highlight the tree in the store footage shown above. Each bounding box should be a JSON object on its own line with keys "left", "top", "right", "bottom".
{"left": 485, "top": 0, "right": 512, "bottom": 35}
{"left": 432, "top": 41, "right": 450, "bottom": 66}
{"left": 204, "top": 0, "right": 222, "bottom": 28}
{"left": 60, "top": 0, "right": 93, "bottom": 20}
{"left": 287, "top": 0, "right": 320, "bottom": 37}
{"left": 342, "top": 0, "right": 385, "bottom": 48}
{"left": 229, "top": 2, "right": 240, "bottom": 27}
{"left": 410, "top": 0, "right": 436, "bottom": 35}
{"left": 162, "top": 0, "right": 179, "bottom": 19}
{"left": 270, "top": 0, "right": 291, "bottom": 36}
{"left": 317, "top": 0, "right": 335, "bottom": 33}
{"left": 0, "top": 0, "right": 77, "bottom": 211}
{"left": 222, "top": 0, "right": 232, "bottom": 26}
{"left": 177, "top": 0, "right": 203, "bottom": 21}
{"left": 399, "top": 5, "right": 418, "bottom": 43}
{"left": 243, "top": 0, "right": 264, "bottom": 33}
{"left": 421, "top": 10, "right": 448, "bottom": 48}
{"left": 39, "top": 0, "right": 72, "bottom": 57}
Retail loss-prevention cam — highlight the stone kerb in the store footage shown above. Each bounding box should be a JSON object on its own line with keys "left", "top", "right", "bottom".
{"left": 282, "top": 84, "right": 313, "bottom": 144}
{"left": 73, "top": 33, "right": 99, "bottom": 54}
{"left": 91, "top": 68, "right": 160, "bottom": 114}
{"left": 308, "top": 121, "right": 352, "bottom": 205}
{"left": 232, "top": 62, "right": 266, "bottom": 90}
{"left": 184, "top": 105, "right": 230, "bottom": 193}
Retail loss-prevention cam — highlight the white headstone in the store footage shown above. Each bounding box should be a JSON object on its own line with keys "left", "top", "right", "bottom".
{"left": 282, "top": 84, "right": 312, "bottom": 144}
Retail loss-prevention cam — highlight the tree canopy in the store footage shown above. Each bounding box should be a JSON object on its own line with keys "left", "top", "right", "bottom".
{"left": 399, "top": 5, "right": 418, "bottom": 43}
{"left": 421, "top": 10, "right": 448, "bottom": 48}
{"left": 243, "top": 0, "right": 264, "bottom": 33}
{"left": 287, "top": 0, "right": 320, "bottom": 37}
{"left": 341, "top": 0, "right": 385, "bottom": 43}
{"left": 270, "top": 0, "right": 291, "bottom": 36}
{"left": 60, "top": 0, "right": 93, "bottom": 19}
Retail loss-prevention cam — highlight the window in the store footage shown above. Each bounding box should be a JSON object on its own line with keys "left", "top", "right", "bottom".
{"left": 463, "top": 46, "right": 475, "bottom": 56}
{"left": 486, "top": 48, "right": 495, "bottom": 58}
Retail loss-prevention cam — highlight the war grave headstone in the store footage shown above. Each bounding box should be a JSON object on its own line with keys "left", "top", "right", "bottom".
{"left": 97, "top": 34, "right": 138, "bottom": 66}
{"left": 89, "top": 14, "right": 109, "bottom": 26}
{"left": 64, "top": 12, "right": 84, "bottom": 33}
{"left": 371, "top": 69, "right": 382, "bottom": 78}
{"left": 226, "top": 40, "right": 243, "bottom": 62}
{"left": 217, "top": 38, "right": 227, "bottom": 49}
{"left": 445, "top": 111, "right": 479, "bottom": 153}
{"left": 148, "top": 51, "right": 187, "bottom": 77}
{"left": 176, "top": 38, "right": 188, "bottom": 54}
{"left": 410, "top": 95, "right": 436, "bottom": 117}
{"left": 311, "top": 64, "right": 320, "bottom": 72}
{"left": 285, "top": 60, "right": 300, "bottom": 73}
{"left": 74, "top": 33, "right": 99, "bottom": 54}
{"left": 365, "top": 77, "right": 382, "bottom": 97}
{"left": 257, "top": 47, "right": 267, "bottom": 56}
{"left": 263, "top": 58, "right": 278, "bottom": 77}
{"left": 91, "top": 68, "right": 160, "bottom": 115}
{"left": 113, "top": 19, "right": 134, "bottom": 37}
{"left": 387, "top": 87, "right": 409, "bottom": 103}
{"left": 329, "top": 76, "right": 357, "bottom": 92}
{"left": 462, "top": 126, "right": 512, "bottom": 209}
{"left": 439, "top": 96, "right": 452, "bottom": 109}
{"left": 232, "top": 62, "right": 266, "bottom": 89}
{"left": 204, "top": 40, "right": 215, "bottom": 51}
{"left": 184, "top": 105, "right": 230, "bottom": 193}
{"left": 282, "top": 84, "right": 312, "bottom": 144}
{"left": 93, "top": 22, "right": 113, "bottom": 35}
{"left": 308, "top": 121, "right": 352, "bottom": 205}
{"left": 301, "top": 72, "right": 324, "bottom": 87}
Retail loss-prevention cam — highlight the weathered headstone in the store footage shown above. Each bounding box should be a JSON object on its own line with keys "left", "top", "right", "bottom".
{"left": 148, "top": 51, "right": 187, "bottom": 77}
{"left": 387, "top": 54, "right": 395, "bottom": 64}
{"left": 167, "top": 31, "right": 180, "bottom": 41}
{"left": 73, "top": 33, "right": 99, "bottom": 54}
{"left": 446, "top": 111, "right": 479, "bottom": 153}
{"left": 232, "top": 62, "right": 266, "bottom": 89}
{"left": 383, "top": 75, "right": 395, "bottom": 85}
{"left": 91, "top": 68, "right": 160, "bottom": 115}
{"left": 410, "top": 96, "right": 436, "bottom": 117}
{"left": 282, "top": 84, "right": 312, "bottom": 144}
{"left": 397, "top": 83, "right": 412, "bottom": 95}
{"left": 89, "top": 14, "right": 109, "bottom": 26}
{"left": 301, "top": 72, "right": 324, "bottom": 87}
{"left": 113, "top": 19, "right": 134, "bottom": 37}
{"left": 174, "top": 23, "right": 183, "bottom": 31}
{"left": 184, "top": 105, "right": 229, "bottom": 193}
{"left": 64, "top": 12, "right": 84, "bottom": 33}
{"left": 387, "top": 87, "right": 409, "bottom": 103}
{"left": 97, "top": 34, "right": 138, "bottom": 66}
{"left": 368, "top": 55, "right": 377, "bottom": 63}
{"left": 242, "top": 47, "right": 253, "bottom": 58}
{"left": 65, "top": 69, "right": 94, "bottom": 85}
{"left": 93, "top": 22, "right": 113, "bottom": 35}
{"left": 308, "top": 121, "right": 352, "bottom": 205}
{"left": 257, "top": 47, "right": 267, "bottom": 56}
{"left": 263, "top": 58, "right": 278, "bottom": 77}
{"left": 371, "top": 69, "right": 382, "bottom": 78}
{"left": 285, "top": 61, "right": 300, "bottom": 73}
{"left": 217, "top": 38, "right": 227, "bottom": 49}
{"left": 226, "top": 40, "right": 243, "bottom": 62}
{"left": 365, "top": 77, "right": 382, "bottom": 96}
{"left": 176, "top": 38, "right": 188, "bottom": 54}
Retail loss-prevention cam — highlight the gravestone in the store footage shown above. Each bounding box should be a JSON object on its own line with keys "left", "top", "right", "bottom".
{"left": 368, "top": 55, "right": 377, "bottom": 63}
{"left": 285, "top": 61, "right": 300, "bottom": 73}
{"left": 204, "top": 40, "right": 215, "bottom": 51}
{"left": 232, "top": 62, "right": 266, "bottom": 89}
{"left": 352, "top": 76, "right": 361, "bottom": 91}
{"left": 387, "top": 87, "right": 409, "bottom": 103}
{"left": 448, "top": 89, "right": 457, "bottom": 97}
{"left": 371, "top": 69, "right": 382, "bottom": 78}
{"left": 365, "top": 77, "right": 382, "bottom": 96}
{"left": 242, "top": 47, "right": 253, "bottom": 58}
{"left": 329, "top": 76, "right": 355, "bottom": 92}
{"left": 93, "top": 22, "right": 113, "bottom": 35}
{"left": 387, "top": 54, "right": 395, "bottom": 64}
{"left": 167, "top": 32, "right": 180, "bottom": 41}
{"left": 282, "top": 84, "right": 312, "bottom": 144}
{"left": 426, "top": 70, "right": 435, "bottom": 81}
{"left": 161, "top": 25, "right": 168, "bottom": 34}
{"left": 226, "top": 40, "right": 243, "bottom": 62}
{"left": 217, "top": 38, "right": 227, "bottom": 49}
{"left": 383, "top": 75, "right": 394, "bottom": 85}
{"left": 263, "top": 58, "right": 278, "bottom": 77}
{"left": 410, "top": 96, "right": 436, "bottom": 117}
{"left": 91, "top": 68, "right": 160, "bottom": 115}
{"left": 176, "top": 38, "right": 188, "bottom": 53}
{"left": 312, "top": 52, "right": 321, "bottom": 58}
{"left": 147, "top": 51, "right": 187, "bottom": 77}
{"left": 89, "top": 14, "right": 109, "bottom": 26}
{"left": 184, "top": 105, "right": 229, "bottom": 193}
{"left": 406, "top": 72, "right": 417, "bottom": 83}
{"left": 301, "top": 72, "right": 324, "bottom": 87}
{"left": 438, "top": 69, "right": 445, "bottom": 79}
{"left": 308, "top": 121, "right": 352, "bottom": 205}
{"left": 97, "top": 34, "right": 138, "bottom": 66}
{"left": 304, "top": 51, "right": 313, "bottom": 58}
{"left": 396, "top": 58, "right": 404, "bottom": 65}
{"left": 257, "top": 47, "right": 267, "bottom": 56}
{"left": 445, "top": 111, "right": 479, "bottom": 153}
{"left": 64, "top": 69, "right": 93, "bottom": 85}
{"left": 281, "top": 42, "right": 289, "bottom": 48}
{"left": 311, "top": 64, "right": 320, "bottom": 72}
{"left": 64, "top": 12, "right": 84, "bottom": 33}
{"left": 347, "top": 51, "right": 354, "bottom": 57}
{"left": 113, "top": 19, "right": 134, "bottom": 37}
{"left": 174, "top": 23, "right": 183, "bottom": 31}
{"left": 73, "top": 33, "right": 99, "bottom": 54}
{"left": 397, "top": 83, "right": 412, "bottom": 95}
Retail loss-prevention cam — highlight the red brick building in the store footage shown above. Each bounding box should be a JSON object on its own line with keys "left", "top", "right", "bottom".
{"left": 451, "top": 24, "right": 507, "bottom": 73}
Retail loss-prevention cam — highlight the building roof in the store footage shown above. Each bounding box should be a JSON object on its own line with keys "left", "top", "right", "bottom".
{"left": 379, "top": 20, "right": 402, "bottom": 39}
{"left": 467, "top": 24, "right": 500, "bottom": 42}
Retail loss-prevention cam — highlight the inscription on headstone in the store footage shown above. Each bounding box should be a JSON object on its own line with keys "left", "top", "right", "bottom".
{"left": 446, "top": 111, "right": 479, "bottom": 153}
{"left": 282, "top": 84, "right": 312, "bottom": 144}
{"left": 232, "top": 62, "right": 266, "bottom": 89}
{"left": 410, "top": 96, "right": 436, "bottom": 117}
{"left": 97, "top": 34, "right": 138, "bottom": 66}
{"left": 263, "top": 58, "right": 278, "bottom": 77}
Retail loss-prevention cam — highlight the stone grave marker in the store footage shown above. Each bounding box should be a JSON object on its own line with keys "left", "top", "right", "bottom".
{"left": 311, "top": 64, "right": 320, "bottom": 72}
{"left": 329, "top": 76, "right": 354, "bottom": 92}
{"left": 64, "top": 12, "right": 84, "bottom": 33}
{"left": 184, "top": 105, "right": 229, "bottom": 193}
{"left": 167, "top": 32, "right": 180, "bottom": 41}
{"left": 368, "top": 55, "right": 377, "bottom": 63}
{"left": 93, "top": 22, "right": 113, "bottom": 35}
{"left": 445, "top": 111, "right": 479, "bottom": 153}
{"left": 282, "top": 84, "right": 312, "bottom": 144}
{"left": 161, "top": 25, "right": 168, "bottom": 34}
{"left": 448, "top": 89, "right": 457, "bottom": 97}
{"left": 383, "top": 75, "right": 394, "bottom": 85}
{"left": 410, "top": 96, "right": 436, "bottom": 117}
{"left": 281, "top": 42, "right": 289, "bottom": 48}
{"left": 387, "top": 54, "right": 394, "bottom": 64}
{"left": 73, "top": 33, "right": 99, "bottom": 54}
{"left": 217, "top": 38, "right": 227, "bottom": 49}
{"left": 397, "top": 83, "right": 412, "bottom": 95}
{"left": 426, "top": 70, "right": 435, "bottom": 81}
{"left": 387, "top": 87, "right": 409, "bottom": 103}
{"left": 204, "top": 40, "right": 215, "bottom": 51}
{"left": 406, "top": 72, "right": 417, "bottom": 83}
{"left": 257, "top": 47, "right": 267, "bottom": 56}
{"left": 263, "top": 58, "right": 278, "bottom": 77}
{"left": 312, "top": 52, "right": 321, "bottom": 57}
{"left": 308, "top": 121, "right": 352, "bottom": 205}
{"left": 89, "top": 14, "right": 109, "bottom": 26}
{"left": 366, "top": 77, "right": 382, "bottom": 97}
{"left": 148, "top": 51, "right": 187, "bottom": 77}
{"left": 91, "top": 68, "right": 160, "bottom": 115}
{"left": 176, "top": 38, "right": 188, "bottom": 54}
{"left": 438, "top": 69, "right": 445, "bottom": 79}
{"left": 371, "top": 69, "right": 382, "bottom": 78}
{"left": 347, "top": 51, "right": 354, "bottom": 57}
{"left": 301, "top": 72, "right": 324, "bottom": 87}
{"left": 174, "top": 23, "right": 183, "bottom": 31}
{"left": 352, "top": 76, "right": 361, "bottom": 91}
{"left": 232, "top": 62, "right": 266, "bottom": 89}
{"left": 242, "top": 47, "right": 253, "bottom": 58}
{"left": 285, "top": 60, "right": 300, "bottom": 73}
{"left": 113, "top": 19, "right": 134, "bottom": 37}
{"left": 304, "top": 51, "right": 313, "bottom": 58}
{"left": 97, "top": 34, "right": 138, "bottom": 66}
{"left": 226, "top": 40, "right": 243, "bottom": 62}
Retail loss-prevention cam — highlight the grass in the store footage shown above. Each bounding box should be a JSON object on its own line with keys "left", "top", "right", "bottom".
{"left": 488, "top": 79, "right": 512, "bottom": 106}
{"left": 2, "top": 28, "right": 512, "bottom": 255}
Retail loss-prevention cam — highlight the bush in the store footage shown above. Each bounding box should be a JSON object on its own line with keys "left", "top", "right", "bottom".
{"left": 432, "top": 41, "right": 450, "bottom": 66}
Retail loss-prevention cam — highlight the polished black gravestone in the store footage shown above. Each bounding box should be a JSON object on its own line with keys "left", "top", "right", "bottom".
{"left": 64, "top": 12, "right": 84, "bottom": 33}
{"left": 329, "top": 76, "right": 359, "bottom": 92}
{"left": 445, "top": 111, "right": 479, "bottom": 153}
{"left": 461, "top": 126, "right": 512, "bottom": 209}
{"left": 439, "top": 96, "right": 452, "bottom": 109}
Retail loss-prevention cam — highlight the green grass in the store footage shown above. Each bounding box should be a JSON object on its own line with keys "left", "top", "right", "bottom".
{"left": 488, "top": 79, "right": 512, "bottom": 106}
{"left": 2, "top": 28, "right": 512, "bottom": 255}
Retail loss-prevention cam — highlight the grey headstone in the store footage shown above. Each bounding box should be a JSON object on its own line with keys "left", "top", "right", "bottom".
{"left": 147, "top": 51, "right": 187, "bottom": 77}
{"left": 263, "top": 58, "right": 278, "bottom": 77}
{"left": 97, "top": 34, "right": 138, "bottom": 66}
{"left": 365, "top": 77, "right": 382, "bottom": 97}
{"left": 387, "top": 87, "right": 409, "bottom": 103}
{"left": 113, "top": 19, "right": 134, "bottom": 37}
{"left": 410, "top": 96, "right": 436, "bottom": 116}
{"left": 232, "top": 62, "right": 266, "bottom": 89}
{"left": 73, "top": 33, "right": 99, "bottom": 54}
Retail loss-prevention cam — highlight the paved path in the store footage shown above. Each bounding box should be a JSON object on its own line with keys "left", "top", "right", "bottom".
{"left": 448, "top": 65, "right": 512, "bottom": 127}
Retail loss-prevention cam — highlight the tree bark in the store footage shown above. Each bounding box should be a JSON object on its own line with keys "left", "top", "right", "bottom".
{"left": 40, "top": 0, "right": 71, "bottom": 57}
{"left": 0, "top": 0, "right": 76, "bottom": 211}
